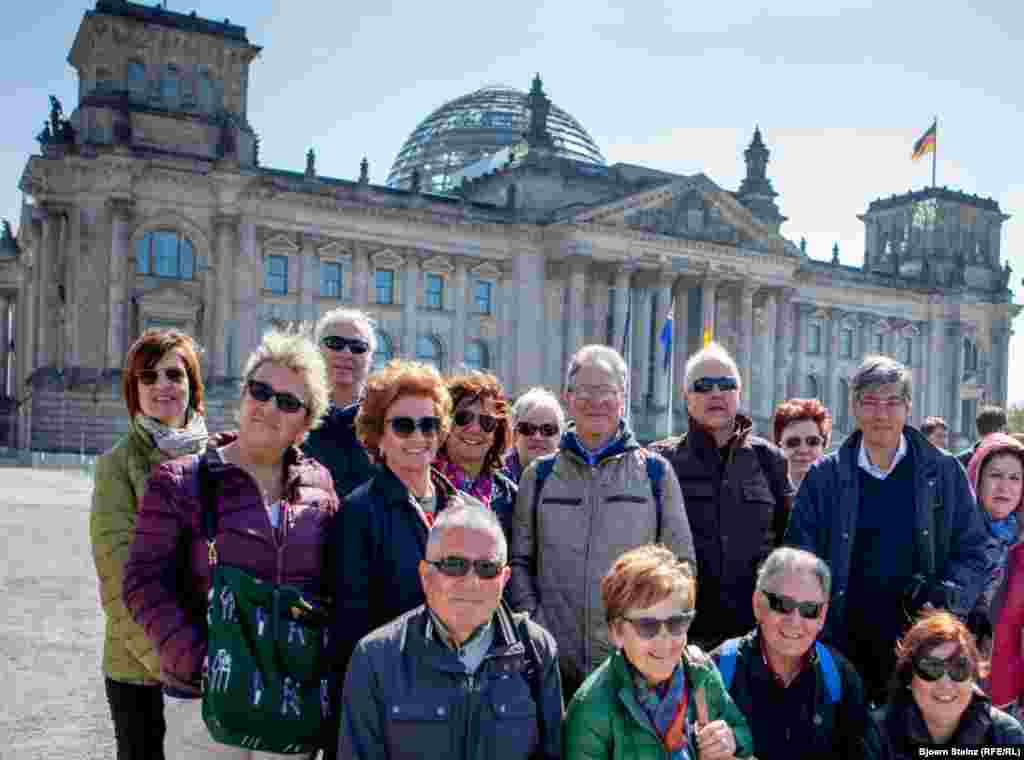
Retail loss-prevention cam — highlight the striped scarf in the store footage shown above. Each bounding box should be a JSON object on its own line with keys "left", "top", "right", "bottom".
{"left": 134, "top": 410, "right": 209, "bottom": 459}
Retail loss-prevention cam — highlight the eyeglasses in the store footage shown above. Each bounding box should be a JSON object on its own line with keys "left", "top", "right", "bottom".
{"left": 783, "top": 435, "right": 824, "bottom": 450}
{"left": 321, "top": 336, "right": 370, "bottom": 355}
{"left": 246, "top": 379, "right": 307, "bottom": 414}
{"left": 620, "top": 611, "right": 696, "bottom": 640}
{"left": 387, "top": 416, "right": 443, "bottom": 438}
{"left": 761, "top": 590, "right": 824, "bottom": 620}
{"left": 568, "top": 385, "right": 620, "bottom": 401}
{"left": 857, "top": 396, "right": 906, "bottom": 411}
{"left": 913, "top": 653, "right": 972, "bottom": 683}
{"left": 138, "top": 368, "right": 187, "bottom": 385}
{"left": 691, "top": 376, "right": 739, "bottom": 394}
{"left": 516, "top": 421, "right": 559, "bottom": 438}
{"left": 427, "top": 556, "right": 505, "bottom": 579}
{"left": 453, "top": 409, "right": 499, "bottom": 433}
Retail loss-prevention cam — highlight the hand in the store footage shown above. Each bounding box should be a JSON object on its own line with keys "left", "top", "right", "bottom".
{"left": 696, "top": 719, "right": 736, "bottom": 760}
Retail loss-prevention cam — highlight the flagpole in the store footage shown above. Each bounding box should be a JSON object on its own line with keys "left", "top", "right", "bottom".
{"left": 624, "top": 287, "right": 632, "bottom": 426}
{"left": 932, "top": 116, "right": 938, "bottom": 188}
{"left": 665, "top": 306, "right": 674, "bottom": 438}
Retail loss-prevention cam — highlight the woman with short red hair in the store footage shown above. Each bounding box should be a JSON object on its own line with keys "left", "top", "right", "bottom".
{"left": 772, "top": 398, "right": 832, "bottom": 491}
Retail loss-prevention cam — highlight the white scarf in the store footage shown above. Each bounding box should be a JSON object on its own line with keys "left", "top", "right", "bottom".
{"left": 134, "top": 410, "right": 209, "bottom": 458}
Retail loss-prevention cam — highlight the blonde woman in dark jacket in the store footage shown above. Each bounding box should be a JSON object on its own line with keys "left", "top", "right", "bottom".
{"left": 90, "top": 329, "right": 208, "bottom": 760}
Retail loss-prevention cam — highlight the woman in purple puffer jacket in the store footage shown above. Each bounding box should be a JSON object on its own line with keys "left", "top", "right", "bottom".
{"left": 124, "top": 329, "right": 338, "bottom": 759}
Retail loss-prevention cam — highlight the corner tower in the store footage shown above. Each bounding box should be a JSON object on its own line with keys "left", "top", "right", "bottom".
{"left": 735, "top": 126, "right": 786, "bottom": 232}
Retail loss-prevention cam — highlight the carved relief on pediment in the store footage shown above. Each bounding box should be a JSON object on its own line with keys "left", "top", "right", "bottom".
{"left": 624, "top": 190, "right": 743, "bottom": 245}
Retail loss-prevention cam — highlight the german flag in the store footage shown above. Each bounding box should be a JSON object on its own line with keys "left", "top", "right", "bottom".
{"left": 912, "top": 121, "right": 937, "bottom": 161}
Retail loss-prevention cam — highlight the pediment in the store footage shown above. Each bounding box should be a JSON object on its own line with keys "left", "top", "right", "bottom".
{"left": 371, "top": 249, "right": 404, "bottom": 269}
{"left": 137, "top": 281, "right": 199, "bottom": 309}
{"left": 562, "top": 175, "right": 785, "bottom": 252}
{"left": 470, "top": 262, "right": 502, "bottom": 280}
{"left": 263, "top": 233, "right": 300, "bottom": 252}
{"left": 422, "top": 255, "right": 454, "bottom": 275}
{"left": 318, "top": 240, "right": 352, "bottom": 260}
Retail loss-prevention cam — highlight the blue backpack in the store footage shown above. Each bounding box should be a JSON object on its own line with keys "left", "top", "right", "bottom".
{"left": 531, "top": 450, "right": 667, "bottom": 541}
{"left": 716, "top": 637, "right": 842, "bottom": 704}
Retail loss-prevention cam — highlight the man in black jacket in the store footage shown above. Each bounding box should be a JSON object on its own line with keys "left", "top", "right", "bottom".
{"left": 785, "top": 355, "right": 997, "bottom": 703}
{"left": 338, "top": 503, "right": 563, "bottom": 760}
{"left": 711, "top": 547, "right": 879, "bottom": 760}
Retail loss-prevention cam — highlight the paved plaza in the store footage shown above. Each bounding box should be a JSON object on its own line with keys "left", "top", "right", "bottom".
{"left": 0, "top": 468, "right": 113, "bottom": 759}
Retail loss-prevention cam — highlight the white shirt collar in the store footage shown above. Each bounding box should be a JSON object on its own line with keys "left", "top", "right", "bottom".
{"left": 858, "top": 433, "right": 908, "bottom": 480}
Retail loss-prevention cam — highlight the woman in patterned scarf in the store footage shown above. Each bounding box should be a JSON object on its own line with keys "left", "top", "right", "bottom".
{"left": 565, "top": 545, "right": 753, "bottom": 760}
{"left": 89, "top": 328, "right": 209, "bottom": 760}
{"left": 434, "top": 371, "right": 517, "bottom": 541}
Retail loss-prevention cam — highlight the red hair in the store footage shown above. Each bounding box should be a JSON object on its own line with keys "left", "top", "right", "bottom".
{"left": 772, "top": 398, "right": 833, "bottom": 447}
{"left": 890, "top": 609, "right": 986, "bottom": 698}
{"left": 122, "top": 329, "right": 205, "bottom": 418}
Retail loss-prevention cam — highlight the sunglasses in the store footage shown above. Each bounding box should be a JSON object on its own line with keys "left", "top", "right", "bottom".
{"left": 321, "top": 336, "right": 370, "bottom": 355}
{"left": 516, "top": 421, "right": 559, "bottom": 438}
{"left": 427, "top": 556, "right": 505, "bottom": 579}
{"left": 620, "top": 611, "right": 696, "bottom": 640}
{"left": 913, "top": 653, "right": 972, "bottom": 683}
{"left": 783, "top": 435, "right": 824, "bottom": 450}
{"left": 453, "top": 409, "right": 499, "bottom": 433}
{"left": 761, "top": 590, "right": 824, "bottom": 620}
{"left": 246, "top": 379, "right": 306, "bottom": 414}
{"left": 138, "top": 368, "right": 187, "bottom": 385}
{"left": 387, "top": 416, "right": 443, "bottom": 438}
{"left": 691, "top": 376, "right": 739, "bottom": 394}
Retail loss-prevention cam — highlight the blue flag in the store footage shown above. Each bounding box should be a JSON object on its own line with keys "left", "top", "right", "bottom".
{"left": 659, "top": 309, "right": 673, "bottom": 372}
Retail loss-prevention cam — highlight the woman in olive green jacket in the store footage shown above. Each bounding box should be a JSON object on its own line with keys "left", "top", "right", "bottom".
{"left": 89, "top": 329, "right": 208, "bottom": 760}
{"left": 564, "top": 546, "right": 753, "bottom": 760}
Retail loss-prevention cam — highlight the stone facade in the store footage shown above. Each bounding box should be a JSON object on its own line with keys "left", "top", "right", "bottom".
{"left": 0, "top": 0, "right": 1018, "bottom": 453}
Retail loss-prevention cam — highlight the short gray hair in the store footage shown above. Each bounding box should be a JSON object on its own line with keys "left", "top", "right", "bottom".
{"left": 241, "top": 328, "right": 331, "bottom": 438}
{"left": 683, "top": 341, "right": 741, "bottom": 392}
{"left": 565, "top": 345, "right": 628, "bottom": 392}
{"left": 511, "top": 387, "right": 566, "bottom": 429}
{"left": 850, "top": 354, "right": 912, "bottom": 403}
{"left": 756, "top": 547, "right": 831, "bottom": 598}
{"left": 313, "top": 308, "right": 377, "bottom": 354}
{"left": 426, "top": 501, "right": 508, "bottom": 564}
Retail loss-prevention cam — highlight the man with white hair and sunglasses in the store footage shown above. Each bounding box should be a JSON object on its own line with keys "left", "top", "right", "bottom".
{"left": 338, "top": 503, "right": 563, "bottom": 760}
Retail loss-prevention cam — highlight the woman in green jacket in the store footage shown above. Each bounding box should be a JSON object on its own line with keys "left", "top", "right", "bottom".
{"left": 89, "top": 329, "right": 209, "bottom": 760}
{"left": 564, "top": 545, "right": 753, "bottom": 760}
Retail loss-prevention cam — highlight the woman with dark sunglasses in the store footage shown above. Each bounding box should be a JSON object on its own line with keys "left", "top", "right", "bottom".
{"left": 433, "top": 371, "right": 518, "bottom": 540}
{"left": 877, "top": 610, "right": 1024, "bottom": 756}
{"left": 90, "top": 328, "right": 208, "bottom": 760}
{"left": 565, "top": 544, "right": 753, "bottom": 760}
{"left": 124, "top": 329, "right": 338, "bottom": 758}
{"left": 328, "top": 360, "right": 486, "bottom": 750}
{"left": 772, "top": 398, "right": 832, "bottom": 492}
{"left": 503, "top": 386, "right": 565, "bottom": 484}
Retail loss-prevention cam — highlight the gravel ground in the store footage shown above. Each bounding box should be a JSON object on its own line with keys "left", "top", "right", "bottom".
{"left": 0, "top": 468, "right": 114, "bottom": 760}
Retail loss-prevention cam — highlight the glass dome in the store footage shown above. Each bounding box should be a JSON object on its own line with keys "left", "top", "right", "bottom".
{"left": 386, "top": 84, "right": 606, "bottom": 193}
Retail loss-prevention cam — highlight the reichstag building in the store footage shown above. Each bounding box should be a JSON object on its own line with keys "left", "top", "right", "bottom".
{"left": 0, "top": 0, "right": 1017, "bottom": 453}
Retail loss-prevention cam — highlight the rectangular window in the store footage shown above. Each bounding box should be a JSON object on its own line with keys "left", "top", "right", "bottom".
{"left": 808, "top": 324, "right": 822, "bottom": 354}
{"left": 874, "top": 333, "right": 885, "bottom": 354}
{"left": 320, "top": 261, "right": 342, "bottom": 298}
{"left": 264, "top": 255, "right": 288, "bottom": 295}
{"left": 425, "top": 273, "right": 444, "bottom": 310}
{"left": 473, "top": 280, "right": 493, "bottom": 315}
{"left": 839, "top": 328, "right": 853, "bottom": 359}
{"left": 902, "top": 337, "right": 913, "bottom": 365}
{"left": 376, "top": 269, "right": 395, "bottom": 305}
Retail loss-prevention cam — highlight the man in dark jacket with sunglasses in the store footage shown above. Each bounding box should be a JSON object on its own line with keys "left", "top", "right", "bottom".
{"left": 339, "top": 503, "right": 563, "bottom": 760}
{"left": 711, "top": 548, "right": 880, "bottom": 760}
{"left": 651, "top": 342, "right": 792, "bottom": 652}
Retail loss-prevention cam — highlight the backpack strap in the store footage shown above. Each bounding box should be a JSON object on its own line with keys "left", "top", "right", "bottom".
{"left": 717, "top": 637, "right": 740, "bottom": 690}
{"left": 814, "top": 641, "right": 842, "bottom": 704}
{"left": 530, "top": 455, "right": 558, "bottom": 566}
{"left": 643, "top": 452, "right": 665, "bottom": 542}
{"left": 196, "top": 454, "right": 219, "bottom": 564}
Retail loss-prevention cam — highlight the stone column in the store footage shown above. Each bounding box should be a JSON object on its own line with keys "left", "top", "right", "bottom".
{"left": 232, "top": 219, "right": 258, "bottom": 377}
{"left": 514, "top": 251, "right": 545, "bottom": 392}
{"left": 653, "top": 278, "right": 673, "bottom": 414}
{"left": 298, "top": 235, "right": 317, "bottom": 324}
{"left": 672, "top": 280, "right": 690, "bottom": 403}
{"left": 631, "top": 285, "right": 652, "bottom": 409}
{"left": 106, "top": 199, "right": 134, "bottom": 370}
{"left": 611, "top": 266, "right": 632, "bottom": 351}
{"left": 0, "top": 294, "right": 9, "bottom": 396}
{"left": 738, "top": 283, "right": 756, "bottom": 401}
{"left": 774, "top": 288, "right": 795, "bottom": 406}
{"left": 992, "top": 323, "right": 1011, "bottom": 407}
{"left": 824, "top": 308, "right": 838, "bottom": 408}
{"left": 35, "top": 206, "right": 57, "bottom": 368}
{"left": 565, "top": 258, "right": 587, "bottom": 358}
{"left": 451, "top": 258, "right": 468, "bottom": 371}
{"left": 793, "top": 303, "right": 813, "bottom": 398}
{"left": 402, "top": 254, "right": 420, "bottom": 360}
{"left": 353, "top": 244, "right": 370, "bottom": 307}
{"left": 758, "top": 291, "right": 778, "bottom": 418}
{"left": 700, "top": 276, "right": 718, "bottom": 344}
{"left": 213, "top": 214, "right": 238, "bottom": 379}
{"left": 948, "top": 323, "right": 964, "bottom": 438}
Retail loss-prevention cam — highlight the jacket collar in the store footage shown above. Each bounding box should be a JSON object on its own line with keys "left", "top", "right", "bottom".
{"left": 685, "top": 414, "right": 754, "bottom": 457}
{"left": 837, "top": 425, "right": 940, "bottom": 483}
{"left": 887, "top": 691, "right": 993, "bottom": 747}
{"left": 560, "top": 420, "right": 639, "bottom": 465}
{"left": 401, "top": 601, "right": 528, "bottom": 674}
{"left": 371, "top": 464, "right": 460, "bottom": 508}
{"left": 201, "top": 432, "right": 313, "bottom": 500}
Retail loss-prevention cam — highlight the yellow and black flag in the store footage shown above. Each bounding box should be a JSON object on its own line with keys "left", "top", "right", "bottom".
{"left": 912, "top": 121, "right": 937, "bottom": 161}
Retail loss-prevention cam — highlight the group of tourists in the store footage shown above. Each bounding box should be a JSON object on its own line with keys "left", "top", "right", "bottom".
{"left": 88, "top": 306, "right": 1024, "bottom": 759}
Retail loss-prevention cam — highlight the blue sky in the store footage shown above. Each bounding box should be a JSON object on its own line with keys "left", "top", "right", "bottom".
{"left": 2, "top": 0, "right": 1021, "bottom": 404}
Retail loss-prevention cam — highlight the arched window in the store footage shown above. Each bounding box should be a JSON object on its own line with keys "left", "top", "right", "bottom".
{"left": 806, "top": 375, "right": 820, "bottom": 399}
{"left": 135, "top": 230, "right": 195, "bottom": 279}
{"left": 464, "top": 341, "right": 488, "bottom": 371}
{"left": 161, "top": 66, "right": 179, "bottom": 101}
{"left": 372, "top": 332, "right": 394, "bottom": 372}
{"left": 416, "top": 335, "right": 443, "bottom": 369}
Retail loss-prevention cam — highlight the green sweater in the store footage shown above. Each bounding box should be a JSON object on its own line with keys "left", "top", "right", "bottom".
{"left": 89, "top": 421, "right": 201, "bottom": 684}
{"left": 564, "top": 648, "right": 754, "bottom": 760}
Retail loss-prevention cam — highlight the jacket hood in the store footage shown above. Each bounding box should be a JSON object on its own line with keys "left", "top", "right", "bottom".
{"left": 967, "top": 433, "right": 1024, "bottom": 495}
{"left": 560, "top": 420, "right": 640, "bottom": 464}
